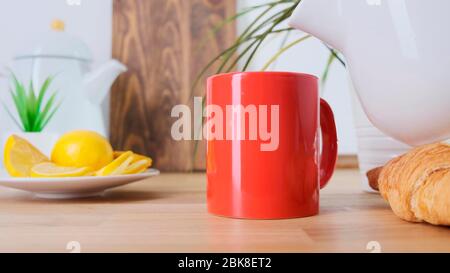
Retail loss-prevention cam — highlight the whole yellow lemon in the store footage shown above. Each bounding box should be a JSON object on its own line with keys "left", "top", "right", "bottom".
{"left": 51, "top": 130, "right": 114, "bottom": 171}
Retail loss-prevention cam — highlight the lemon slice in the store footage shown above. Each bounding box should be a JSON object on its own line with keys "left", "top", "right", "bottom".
{"left": 113, "top": 151, "right": 126, "bottom": 159}
{"left": 114, "top": 151, "right": 153, "bottom": 175}
{"left": 3, "top": 135, "right": 49, "bottom": 177}
{"left": 123, "top": 158, "right": 152, "bottom": 175}
{"left": 96, "top": 151, "right": 134, "bottom": 176}
{"left": 30, "top": 162, "right": 91, "bottom": 178}
{"left": 114, "top": 151, "right": 152, "bottom": 165}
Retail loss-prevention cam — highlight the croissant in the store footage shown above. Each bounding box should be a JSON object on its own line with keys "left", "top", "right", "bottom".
{"left": 372, "top": 143, "right": 450, "bottom": 226}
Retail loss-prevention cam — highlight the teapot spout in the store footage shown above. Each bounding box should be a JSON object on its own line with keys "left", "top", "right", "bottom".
{"left": 289, "top": 0, "right": 345, "bottom": 52}
{"left": 83, "top": 60, "right": 127, "bottom": 105}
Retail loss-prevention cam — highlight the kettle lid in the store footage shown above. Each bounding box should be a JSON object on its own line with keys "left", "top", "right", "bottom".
{"left": 14, "top": 19, "right": 92, "bottom": 62}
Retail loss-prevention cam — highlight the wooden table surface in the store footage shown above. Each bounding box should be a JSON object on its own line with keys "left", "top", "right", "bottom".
{"left": 0, "top": 170, "right": 448, "bottom": 253}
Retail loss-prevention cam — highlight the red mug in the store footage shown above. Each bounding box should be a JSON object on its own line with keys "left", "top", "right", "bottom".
{"left": 206, "top": 72, "right": 338, "bottom": 219}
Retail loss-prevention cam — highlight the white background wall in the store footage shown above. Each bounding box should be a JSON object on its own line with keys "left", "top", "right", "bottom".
{"left": 0, "top": 0, "right": 357, "bottom": 155}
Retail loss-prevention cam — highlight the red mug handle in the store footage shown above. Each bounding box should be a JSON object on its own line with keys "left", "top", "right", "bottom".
{"left": 319, "top": 99, "right": 338, "bottom": 189}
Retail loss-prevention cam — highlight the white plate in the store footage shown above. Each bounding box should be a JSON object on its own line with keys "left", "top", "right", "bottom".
{"left": 0, "top": 169, "right": 160, "bottom": 199}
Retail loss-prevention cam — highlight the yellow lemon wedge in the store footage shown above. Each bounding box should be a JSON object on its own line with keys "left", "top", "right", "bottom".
{"left": 114, "top": 151, "right": 152, "bottom": 175}
{"left": 3, "top": 135, "right": 49, "bottom": 177}
{"left": 30, "top": 162, "right": 91, "bottom": 178}
{"left": 51, "top": 130, "right": 113, "bottom": 171}
{"left": 96, "top": 151, "right": 134, "bottom": 176}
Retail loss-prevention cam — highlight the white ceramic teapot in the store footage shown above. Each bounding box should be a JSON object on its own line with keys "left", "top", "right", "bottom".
{"left": 289, "top": 0, "right": 450, "bottom": 146}
{"left": 10, "top": 20, "right": 127, "bottom": 136}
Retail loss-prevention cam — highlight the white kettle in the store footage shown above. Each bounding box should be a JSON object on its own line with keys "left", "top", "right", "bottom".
{"left": 289, "top": 0, "right": 450, "bottom": 146}
{"left": 10, "top": 20, "right": 127, "bottom": 136}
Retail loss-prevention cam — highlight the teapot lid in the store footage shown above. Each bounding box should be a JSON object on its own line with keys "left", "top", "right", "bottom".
{"left": 14, "top": 19, "right": 92, "bottom": 62}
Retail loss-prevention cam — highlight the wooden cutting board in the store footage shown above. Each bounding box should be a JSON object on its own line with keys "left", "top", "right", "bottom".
{"left": 110, "top": 0, "right": 235, "bottom": 171}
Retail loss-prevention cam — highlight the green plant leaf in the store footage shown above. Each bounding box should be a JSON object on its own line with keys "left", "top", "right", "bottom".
{"left": 223, "top": 28, "right": 294, "bottom": 73}
{"left": 197, "top": 1, "right": 287, "bottom": 52}
{"left": 220, "top": 5, "right": 276, "bottom": 67}
{"left": 222, "top": 8, "right": 293, "bottom": 72}
{"left": 190, "top": 0, "right": 298, "bottom": 88}
{"left": 16, "top": 81, "right": 31, "bottom": 130}
{"left": 36, "top": 76, "right": 53, "bottom": 113}
{"left": 9, "top": 84, "right": 30, "bottom": 131}
{"left": 272, "top": 28, "right": 293, "bottom": 69}
{"left": 321, "top": 51, "right": 337, "bottom": 87}
{"left": 324, "top": 44, "right": 346, "bottom": 67}
{"left": 4, "top": 72, "right": 58, "bottom": 132}
{"left": 1, "top": 101, "right": 24, "bottom": 131}
{"left": 242, "top": 4, "right": 298, "bottom": 71}
{"left": 33, "top": 92, "right": 57, "bottom": 131}
{"left": 26, "top": 80, "right": 38, "bottom": 130}
{"left": 189, "top": 4, "right": 285, "bottom": 100}
{"left": 39, "top": 101, "right": 60, "bottom": 131}
{"left": 261, "top": 35, "right": 311, "bottom": 71}
{"left": 189, "top": 28, "right": 287, "bottom": 101}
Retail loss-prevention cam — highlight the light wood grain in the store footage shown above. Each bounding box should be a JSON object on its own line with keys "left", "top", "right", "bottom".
{"left": 336, "top": 155, "right": 359, "bottom": 169}
{"left": 0, "top": 170, "right": 448, "bottom": 253}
